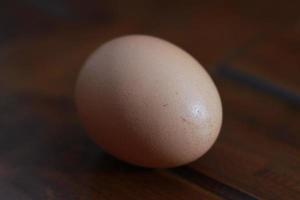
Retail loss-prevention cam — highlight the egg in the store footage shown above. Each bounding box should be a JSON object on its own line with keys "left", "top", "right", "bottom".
{"left": 75, "top": 35, "right": 222, "bottom": 168}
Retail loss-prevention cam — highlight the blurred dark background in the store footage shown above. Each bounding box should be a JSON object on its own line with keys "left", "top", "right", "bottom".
{"left": 0, "top": 1, "right": 299, "bottom": 199}
{"left": 0, "top": 0, "right": 299, "bottom": 96}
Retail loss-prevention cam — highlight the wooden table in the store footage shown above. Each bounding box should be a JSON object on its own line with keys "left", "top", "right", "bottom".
{"left": 0, "top": 1, "right": 299, "bottom": 199}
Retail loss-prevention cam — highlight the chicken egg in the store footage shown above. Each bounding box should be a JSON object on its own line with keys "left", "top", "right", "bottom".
{"left": 75, "top": 35, "right": 222, "bottom": 168}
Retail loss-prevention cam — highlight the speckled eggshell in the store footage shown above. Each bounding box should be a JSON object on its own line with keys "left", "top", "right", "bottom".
{"left": 75, "top": 35, "right": 222, "bottom": 168}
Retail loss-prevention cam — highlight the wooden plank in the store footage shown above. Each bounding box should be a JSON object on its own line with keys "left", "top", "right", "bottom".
{"left": 0, "top": 11, "right": 260, "bottom": 98}
{"left": 0, "top": 0, "right": 266, "bottom": 70}
{"left": 171, "top": 167, "right": 257, "bottom": 200}
{"left": 230, "top": 23, "right": 300, "bottom": 93}
{"left": 0, "top": 164, "right": 220, "bottom": 200}
{"left": 139, "top": 0, "right": 262, "bottom": 67}
{"left": 0, "top": 92, "right": 220, "bottom": 200}
{"left": 0, "top": 22, "right": 137, "bottom": 96}
{"left": 1, "top": 1, "right": 299, "bottom": 198}
{"left": 189, "top": 76, "right": 300, "bottom": 199}
{"left": 0, "top": 14, "right": 256, "bottom": 198}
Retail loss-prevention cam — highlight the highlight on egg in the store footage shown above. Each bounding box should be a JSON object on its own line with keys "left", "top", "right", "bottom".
{"left": 75, "top": 35, "right": 222, "bottom": 168}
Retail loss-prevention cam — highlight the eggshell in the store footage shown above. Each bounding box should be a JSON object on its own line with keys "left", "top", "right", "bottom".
{"left": 75, "top": 35, "right": 222, "bottom": 168}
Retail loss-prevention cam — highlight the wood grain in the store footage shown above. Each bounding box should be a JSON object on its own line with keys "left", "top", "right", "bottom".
{"left": 230, "top": 23, "right": 300, "bottom": 93}
{"left": 0, "top": 92, "right": 219, "bottom": 200}
{"left": 190, "top": 76, "right": 300, "bottom": 199}
{"left": 0, "top": 0, "right": 300, "bottom": 199}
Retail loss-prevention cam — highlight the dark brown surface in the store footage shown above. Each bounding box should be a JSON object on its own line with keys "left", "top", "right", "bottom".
{"left": 0, "top": 0, "right": 299, "bottom": 199}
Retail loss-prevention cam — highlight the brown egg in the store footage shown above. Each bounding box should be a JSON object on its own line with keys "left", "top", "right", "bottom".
{"left": 75, "top": 35, "right": 222, "bottom": 168}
